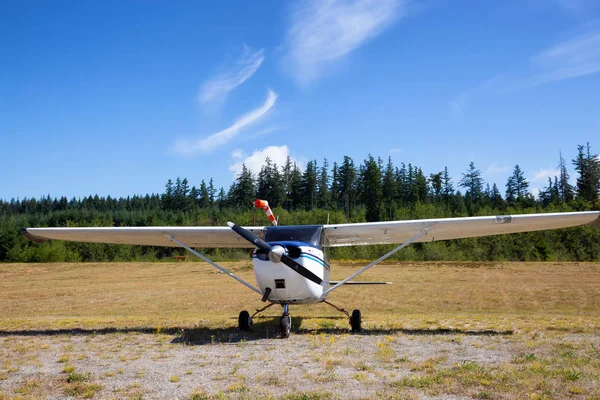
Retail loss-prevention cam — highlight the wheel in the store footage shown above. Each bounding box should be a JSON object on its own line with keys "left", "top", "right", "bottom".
{"left": 238, "top": 310, "right": 251, "bottom": 331}
{"left": 280, "top": 314, "right": 291, "bottom": 339}
{"left": 350, "top": 309, "right": 361, "bottom": 333}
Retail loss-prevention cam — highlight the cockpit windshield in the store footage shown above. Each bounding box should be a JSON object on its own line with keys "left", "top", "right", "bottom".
{"left": 265, "top": 225, "right": 324, "bottom": 248}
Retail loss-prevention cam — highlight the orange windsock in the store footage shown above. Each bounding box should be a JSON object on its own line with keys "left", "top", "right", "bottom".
{"left": 254, "top": 199, "right": 277, "bottom": 226}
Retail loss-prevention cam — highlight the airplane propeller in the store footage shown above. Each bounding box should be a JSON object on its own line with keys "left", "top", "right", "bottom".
{"left": 227, "top": 222, "right": 323, "bottom": 286}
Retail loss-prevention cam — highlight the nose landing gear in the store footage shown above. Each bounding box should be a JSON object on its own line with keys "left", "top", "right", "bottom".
{"left": 280, "top": 304, "right": 291, "bottom": 339}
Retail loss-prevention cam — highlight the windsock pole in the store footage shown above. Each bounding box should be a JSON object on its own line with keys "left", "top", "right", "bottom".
{"left": 254, "top": 199, "right": 277, "bottom": 226}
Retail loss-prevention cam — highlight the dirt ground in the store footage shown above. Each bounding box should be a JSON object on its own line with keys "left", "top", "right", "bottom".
{"left": 1, "top": 261, "right": 599, "bottom": 399}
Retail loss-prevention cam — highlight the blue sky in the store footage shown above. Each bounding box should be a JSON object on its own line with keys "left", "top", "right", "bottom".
{"left": 1, "top": 0, "right": 599, "bottom": 201}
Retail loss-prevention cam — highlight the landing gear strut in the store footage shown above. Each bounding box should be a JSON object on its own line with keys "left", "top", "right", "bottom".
{"left": 323, "top": 300, "right": 362, "bottom": 333}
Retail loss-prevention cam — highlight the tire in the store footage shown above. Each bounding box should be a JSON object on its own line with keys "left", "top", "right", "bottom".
{"left": 238, "top": 310, "right": 251, "bottom": 331}
{"left": 280, "top": 315, "right": 291, "bottom": 339}
{"left": 350, "top": 309, "right": 361, "bottom": 333}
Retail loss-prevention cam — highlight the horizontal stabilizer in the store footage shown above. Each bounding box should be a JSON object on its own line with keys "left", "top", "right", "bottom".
{"left": 328, "top": 281, "right": 392, "bottom": 285}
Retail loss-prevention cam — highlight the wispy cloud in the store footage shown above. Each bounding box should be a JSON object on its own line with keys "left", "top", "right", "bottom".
{"left": 389, "top": 148, "right": 402, "bottom": 154}
{"left": 527, "top": 31, "right": 600, "bottom": 87}
{"left": 285, "top": 0, "right": 401, "bottom": 84}
{"left": 229, "top": 145, "right": 304, "bottom": 177}
{"left": 451, "top": 76, "right": 503, "bottom": 115}
{"left": 173, "top": 90, "right": 277, "bottom": 155}
{"left": 554, "top": 0, "right": 599, "bottom": 14}
{"left": 530, "top": 168, "right": 560, "bottom": 183}
{"left": 198, "top": 46, "right": 265, "bottom": 105}
{"left": 485, "top": 163, "right": 510, "bottom": 175}
{"left": 452, "top": 28, "right": 600, "bottom": 113}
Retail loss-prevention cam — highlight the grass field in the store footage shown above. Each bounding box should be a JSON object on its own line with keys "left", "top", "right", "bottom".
{"left": 1, "top": 261, "right": 600, "bottom": 399}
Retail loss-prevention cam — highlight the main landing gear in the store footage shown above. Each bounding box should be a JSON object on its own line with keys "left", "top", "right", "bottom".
{"left": 239, "top": 302, "right": 362, "bottom": 337}
{"left": 323, "top": 300, "right": 362, "bottom": 333}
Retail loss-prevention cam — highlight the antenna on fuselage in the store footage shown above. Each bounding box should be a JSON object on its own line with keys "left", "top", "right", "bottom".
{"left": 254, "top": 199, "right": 278, "bottom": 226}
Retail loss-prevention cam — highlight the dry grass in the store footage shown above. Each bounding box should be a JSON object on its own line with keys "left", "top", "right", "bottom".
{"left": 0, "top": 261, "right": 599, "bottom": 333}
{"left": 0, "top": 261, "right": 599, "bottom": 399}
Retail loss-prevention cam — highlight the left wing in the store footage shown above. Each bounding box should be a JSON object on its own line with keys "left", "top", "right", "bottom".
{"left": 22, "top": 226, "right": 265, "bottom": 248}
{"left": 323, "top": 211, "right": 600, "bottom": 247}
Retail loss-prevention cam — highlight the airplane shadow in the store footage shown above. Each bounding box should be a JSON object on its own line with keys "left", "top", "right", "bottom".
{"left": 0, "top": 317, "right": 513, "bottom": 345}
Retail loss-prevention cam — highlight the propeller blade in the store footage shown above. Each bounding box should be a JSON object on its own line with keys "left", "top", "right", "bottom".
{"left": 227, "top": 222, "right": 323, "bottom": 286}
{"left": 280, "top": 254, "right": 323, "bottom": 285}
{"left": 227, "top": 222, "right": 271, "bottom": 252}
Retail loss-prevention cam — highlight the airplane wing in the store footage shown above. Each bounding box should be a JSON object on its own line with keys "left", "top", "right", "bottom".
{"left": 22, "top": 226, "right": 266, "bottom": 248}
{"left": 23, "top": 211, "right": 599, "bottom": 248}
{"left": 323, "top": 211, "right": 600, "bottom": 247}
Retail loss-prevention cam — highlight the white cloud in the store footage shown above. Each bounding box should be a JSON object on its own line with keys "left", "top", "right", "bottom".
{"left": 198, "top": 46, "right": 264, "bottom": 105}
{"left": 485, "top": 163, "right": 510, "bottom": 174}
{"left": 172, "top": 90, "right": 277, "bottom": 155}
{"left": 229, "top": 145, "right": 303, "bottom": 178}
{"left": 285, "top": 0, "right": 401, "bottom": 84}
{"left": 231, "top": 149, "right": 244, "bottom": 160}
{"left": 389, "top": 148, "right": 402, "bottom": 154}
{"left": 530, "top": 168, "right": 560, "bottom": 183}
{"left": 526, "top": 30, "right": 600, "bottom": 88}
{"left": 531, "top": 187, "right": 541, "bottom": 198}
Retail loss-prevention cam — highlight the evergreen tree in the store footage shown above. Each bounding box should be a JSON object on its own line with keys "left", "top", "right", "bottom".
{"left": 316, "top": 159, "right": 330, "bottom": 209}
{"left": 361, "top": 155, "right": 383, "bottom": 222}
{"left": 573, "top": 143, "right": 600, "bottom": 203}
{"left": 330, "top": 162, "right": 339, "bottom": 210}
{"left": 337, "top": 156, "right": 357, "bottom": 219}
{"left": 441, "top": 166, "right": 454, "bottom": 212}
{"left": 429, "top": 171, "right": 443, "bottom": 202}
{"left": 382, "top": 157, "right": 396, "bottom": 220}
{"left": 289, "top": 163, "right": 303, "bottom": 210}
{"left": 558, "top": 151, "right": 574, "bottom": 203}
{"left": 208, "top": 178, "right": 216, "bottom": 206}
{"left": 490, "top": 183, "right": 504, "bottom": 210}
{"left": 459, "top": 162, "right": 484, "bottom": 214}
{"left": 199, "top": 180, "right": 210, "bottom": 208}
{"left": 231, "top": 165, "right": 255, "bottom": 208}
{"left": 162, "top": 179, "right": 174, "bottom": 210}
{"left": 301, "top": 160, "right": 318, "bottom": 210}
{"left": 505, "top": 165, "right": 529, "bottom": 204}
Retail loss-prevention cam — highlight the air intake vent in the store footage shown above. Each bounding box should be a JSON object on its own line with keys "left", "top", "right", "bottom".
{"left": 275, "top": 279, "right": 286, "bottom": 289}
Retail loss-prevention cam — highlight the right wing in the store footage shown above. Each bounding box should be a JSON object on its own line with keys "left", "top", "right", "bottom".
{"left": 22, "top": 226, "right": 266, "bottom": 248}
{"left": 323, "top": 211, "right": 600, "bottom": 247}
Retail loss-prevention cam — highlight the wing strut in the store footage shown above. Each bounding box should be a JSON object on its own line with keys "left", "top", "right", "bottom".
{"left": 323, "top": 226, "right": 432, "bottom": 295}
{"left": 165, "top": 235, "right": 262, "bottom": 295}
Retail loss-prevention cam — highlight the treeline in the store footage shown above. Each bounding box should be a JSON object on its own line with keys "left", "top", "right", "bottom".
{"left": 1, "top": 143, "right": 599, "bottom": 263}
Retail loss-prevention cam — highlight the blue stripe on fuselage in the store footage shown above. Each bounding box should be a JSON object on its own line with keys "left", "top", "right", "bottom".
{"left": 252, "top": 251, "right": 330, "bottom": 271}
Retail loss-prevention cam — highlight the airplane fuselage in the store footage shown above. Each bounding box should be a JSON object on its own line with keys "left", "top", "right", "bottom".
{"left": 251, "top": 224, "right": 331, "bottom": 304}
{"left": 253, "top": 242, "right": 330, "bottom": 304}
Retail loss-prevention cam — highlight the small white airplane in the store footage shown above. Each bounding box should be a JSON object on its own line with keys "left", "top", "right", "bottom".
{"left": 23, "top": 202, "right": 600, "bottom": 338}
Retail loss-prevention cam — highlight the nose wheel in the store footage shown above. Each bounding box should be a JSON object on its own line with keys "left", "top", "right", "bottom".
{"left": 280, "top": 314, "right": 291, "bottom": 338}
{"left": 280, "top": 304, "right": 291, "bottom": 338}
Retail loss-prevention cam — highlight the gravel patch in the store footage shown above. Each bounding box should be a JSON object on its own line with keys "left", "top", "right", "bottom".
{"left": 0, "top": 330, "right": 526, "bottom": 399}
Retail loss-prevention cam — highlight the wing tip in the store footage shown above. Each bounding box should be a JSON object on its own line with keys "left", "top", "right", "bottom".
{"left": 226, "top": 222, "right": 234, "bottom": 228}
{"left": 21, "top": 228, "right": 50, "bottom": 244}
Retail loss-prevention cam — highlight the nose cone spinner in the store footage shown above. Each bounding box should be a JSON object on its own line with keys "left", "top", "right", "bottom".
{"left": 268, "top": 245, "right": 285, "bottom": 263}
